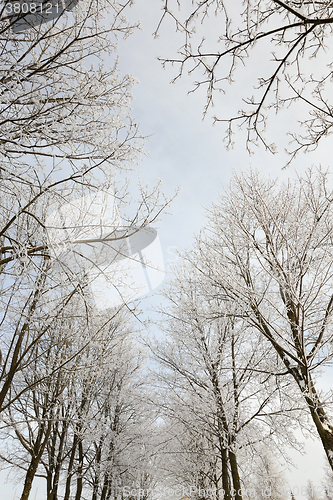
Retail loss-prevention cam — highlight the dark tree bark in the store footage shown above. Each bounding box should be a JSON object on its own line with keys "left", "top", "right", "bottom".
{"left": 20, "top": 417, "right": 53, "bottom": 500}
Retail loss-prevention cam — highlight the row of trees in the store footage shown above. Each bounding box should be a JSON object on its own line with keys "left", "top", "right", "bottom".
{"left": 0, "top": 1, "right": 167, "bottom": 498}
{"left": 151, "top": 277, "right": 298, "bottom": 500}
{"left": 1, "top": 307, "right": 157, "bottom": 500}
{"left": 150, "top": 2, "right": 333, "bottom": 493}
{"left": 149, "top": 168, "right": 333, "bottom": 500}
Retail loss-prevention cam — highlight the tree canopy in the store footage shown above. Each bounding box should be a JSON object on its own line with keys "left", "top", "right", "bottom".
{"left": 157, "top": 1, "right": 333, "bottom": 163}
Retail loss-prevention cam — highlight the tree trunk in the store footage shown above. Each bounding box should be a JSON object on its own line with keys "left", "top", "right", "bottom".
{"left": 253, "top": 305, "right": 333, "bottom": 471}
{"left": 230, "top": 329, "right": 242, "bottom": 500}
{"left": 210, "top": 362, "right": 239, "bottom": 500}
{"left": 100, "top": 472, "right": 110, "bottom": 500}
{"left": 229, "top": 448, "right": 242, "bottom": 500}
{"left": 47, "top": 418, "right": 59, "bottom": 500}
{"left": 221, "top": 447, "right": 231, "bottom": 500}
{"left": 20, "top": 458, "right": 41, "bottom": 500}
{"left": 75, "top": 438, "right": 84, "bottom": 500}
{"left": 304, "top": 377, "right": 333, "bottom": 470}
{"left": 92, "top": 438, "right": 103, "bottom": 500}
{"left": 20, "top": 418, "right": 52, "bottom": 500}
{"left": 64, "top": 433, "right": 78, "bottom": 500}
{"left": 50, "top": 418, "right": 69, "bottom": 500}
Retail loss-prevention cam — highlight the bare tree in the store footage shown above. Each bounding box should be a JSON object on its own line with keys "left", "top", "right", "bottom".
{"left": 0, "top": 0, "right": 141, "bottom": 171}
{"left": 0, "top": 2, "right": 171, "bottom": 498}
{"left": 150, "top": 263, "right": 300, "bottom": 499}
{"left": 156, "top": 0, "right": 333, "bottom": 162}
{"left": 252, "top": 453, "right": 289, "bottom": 500}
{"left": 0, "top": 0, "right": 172, "bottom": 416}
{"left": 187, "top": 168, "right": 333, "bottom": 469}
{"left": 0, "top": 303, "right": 156, "bottom": 500}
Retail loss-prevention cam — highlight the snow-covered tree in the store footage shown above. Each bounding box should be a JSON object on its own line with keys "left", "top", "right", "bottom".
{"left": 156, "top": 1, "right": 333, "bottom": 162}
{"left": 0, "top": 0, "right": 141, "bottom": 170}
{"left": 0, "top": 306, "right": 157, "bottom": 500}
{"left": 0, "top": 0, "right": 171, "bottom": 418}
{"left": 252, "top": 454, "right": 289, "bottom": 500}
{"left": 185, "top": 168, "right": 333, "bottom": 470}
{"left": 150, "top": 262, "right": 299, "bottom": 499}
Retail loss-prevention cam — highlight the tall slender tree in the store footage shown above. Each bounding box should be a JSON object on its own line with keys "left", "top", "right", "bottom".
{"left": 151, "top": 263, "right": 300, "bottom": 498}
{"left": 186, "top": 168, "right": 333, "bottom": 470}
